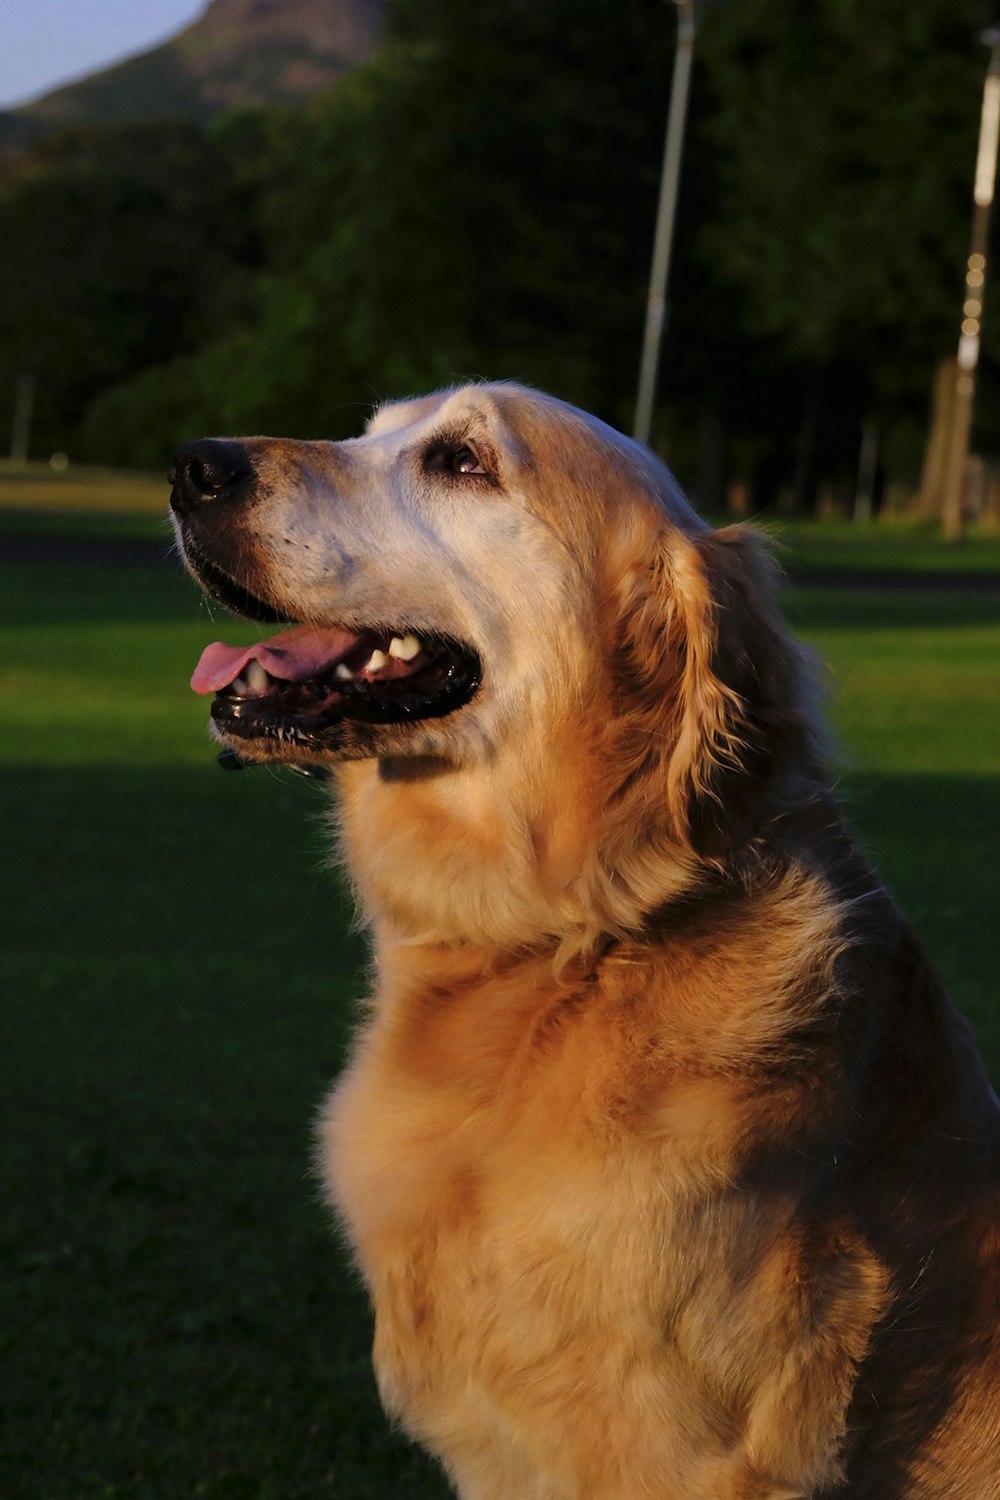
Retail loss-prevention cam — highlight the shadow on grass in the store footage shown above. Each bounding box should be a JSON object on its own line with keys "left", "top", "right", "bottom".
{"left": 781, "top": 585, "right": 1000, "bottom": 632}
{"left": 1, "top": 761, "right": 997, "bottom": 1498}
{"left": 838, "top": 771, "right": 1000, "bottom": 1072}
{"left": 2, "top": 763, "right": 450, "bottom": 1500}
{"left": 2, "top": 559, "right": 207, "bottom": 627}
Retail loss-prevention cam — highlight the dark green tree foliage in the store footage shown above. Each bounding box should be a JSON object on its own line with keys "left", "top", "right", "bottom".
{"left": 362, "top": 0, "right": 670, "bottom": 413}
{"left": 0, "top": 122, "right": 255, "bottom": 458}
{"left": 697, "top": 0, "right": 997, "bottom": 412}
{"left": 84, "top": 0, "right": 678, "bottom": 461}
{"left": 647, "top": 0, "right": 1000, "bottom": 503}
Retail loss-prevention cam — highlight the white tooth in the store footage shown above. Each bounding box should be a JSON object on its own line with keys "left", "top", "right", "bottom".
{"left": 245, "top": 660, "right": 270, "bottom": 695}
{"left": 230, "top": 672, "right": 250, "bottom": 698}
{"left": 335, "top": 663, "right": 354, "bottom": 681}
{"left": 365, "top": 649, "right": 389, "bottom": 673}
{"left": 388, "top": 633, "right": 421, "bottom": 662}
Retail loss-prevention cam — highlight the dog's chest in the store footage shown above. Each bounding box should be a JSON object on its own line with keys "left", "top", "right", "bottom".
{"left": 317, "top": 959, "right": 741, "bottom": 1491}
{"left": 321, "top": 963, "right": 662, "bottom": 1307}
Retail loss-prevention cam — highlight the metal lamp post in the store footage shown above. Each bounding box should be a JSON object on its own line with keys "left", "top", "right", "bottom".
{"left": 633, "top": 0, "right": 697, "bottom": 448}
{"left": 941, "top": 24, "right": 1000, "bottom": 542}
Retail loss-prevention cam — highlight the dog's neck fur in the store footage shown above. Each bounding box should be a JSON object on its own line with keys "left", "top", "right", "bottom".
{"left": 332, "top": 752, "right": 842, "bottom": 984}
{"left": 333, "top": 700, "right": 701, "bottom": 960}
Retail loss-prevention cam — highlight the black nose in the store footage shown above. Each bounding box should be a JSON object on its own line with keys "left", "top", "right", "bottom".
{"left": 168, "top": 439, "right": 255, "bottom": 517}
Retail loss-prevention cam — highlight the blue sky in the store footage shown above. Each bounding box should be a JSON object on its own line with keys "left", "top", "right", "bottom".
{"left": 2, "top": 1, "right": 202, "bottom": 109}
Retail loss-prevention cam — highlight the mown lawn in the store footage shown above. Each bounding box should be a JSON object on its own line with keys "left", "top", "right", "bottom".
{"left": 2, "top": 553, "right": 998, "bottom": 1498}
{"left": 768, "top": 516, "right": 1000, "bottom": 575}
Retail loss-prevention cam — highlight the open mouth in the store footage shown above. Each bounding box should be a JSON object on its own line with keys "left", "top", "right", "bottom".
{"left": 180, "top": 536, "right": 481, "bottom": 752}
{"left": 192, "top": 622, "right": 482, "bottom": 750}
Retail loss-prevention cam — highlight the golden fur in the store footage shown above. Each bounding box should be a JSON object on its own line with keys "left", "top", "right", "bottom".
{"left": 174, "top": 384, "right": 1000, "bottom": 1498}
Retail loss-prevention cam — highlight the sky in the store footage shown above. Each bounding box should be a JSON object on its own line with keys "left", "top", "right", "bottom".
{"left": 2, "top": 0, "right": 203, "bottom": 110}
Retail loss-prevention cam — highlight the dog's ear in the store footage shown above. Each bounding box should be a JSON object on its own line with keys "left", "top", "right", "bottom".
{"left": 616, "top": 524, "right": 820, "bottom": 861}
{"left": 669, "top": 525, "right": 821, "bottom": 858}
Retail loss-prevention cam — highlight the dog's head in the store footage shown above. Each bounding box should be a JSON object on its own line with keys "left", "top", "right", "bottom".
{"left": 172, "top": 383, "right": 822, "bottom": 943}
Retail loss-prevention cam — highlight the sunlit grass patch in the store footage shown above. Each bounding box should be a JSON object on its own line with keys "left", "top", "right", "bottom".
{"left": 0, "top": 458, "right": 167, "bottom": 513}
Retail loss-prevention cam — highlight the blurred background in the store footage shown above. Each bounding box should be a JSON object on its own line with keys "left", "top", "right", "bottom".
{"left": 2, "top": 3, "right": 999, "bottom": 1497}
{"left": 2, "top": 0, "right": 1000, "bottom": 522}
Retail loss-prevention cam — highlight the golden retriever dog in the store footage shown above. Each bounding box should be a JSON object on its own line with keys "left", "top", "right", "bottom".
{"left": 170, "top": 383, "right": 1000, "bottom": 1499}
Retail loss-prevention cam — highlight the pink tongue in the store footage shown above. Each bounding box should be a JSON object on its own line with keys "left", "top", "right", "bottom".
{"left": 191, "top": 624, "right": 360, "bottom": 694}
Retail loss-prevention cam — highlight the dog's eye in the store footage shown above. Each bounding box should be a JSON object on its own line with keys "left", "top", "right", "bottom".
{"left": 424, "top": 441, "right": 490, "bottom": 478}
{"left": 453, "top": 447, "right": 486, "bottom": 475}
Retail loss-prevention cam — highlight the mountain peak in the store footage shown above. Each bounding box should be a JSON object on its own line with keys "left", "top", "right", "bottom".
{"left": 192, "top": 0, "right": 383, "bottom": 67}
{"left": 2, "top": 0, "right": 384, "bottom": 141}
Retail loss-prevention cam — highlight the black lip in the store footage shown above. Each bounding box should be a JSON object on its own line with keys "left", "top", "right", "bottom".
{"left": 210, "top": 642, "right": 482, "bottom": 748}
{"left": 182, "top": 538, "right": 288, "bottom": 625}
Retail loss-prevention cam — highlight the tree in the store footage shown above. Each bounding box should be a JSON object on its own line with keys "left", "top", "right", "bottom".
{"left": 689, "top": 0, "right": 1000, "bottom": 503}
{"left": 85, "top": 0, "right": 684, "bottom": 457}
{"left": 0, "top": 121, "right": 255, "bottom": 456}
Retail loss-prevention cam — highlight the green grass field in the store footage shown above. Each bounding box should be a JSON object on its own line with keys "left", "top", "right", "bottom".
{"left": 2, "top": 546, "right": 999, "bottom": 1499}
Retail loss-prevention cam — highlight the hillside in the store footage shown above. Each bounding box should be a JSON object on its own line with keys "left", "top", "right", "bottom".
{"left": 0, "top": 0, "right": 383, "bottom": 144}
